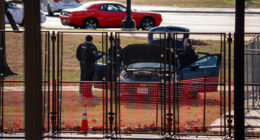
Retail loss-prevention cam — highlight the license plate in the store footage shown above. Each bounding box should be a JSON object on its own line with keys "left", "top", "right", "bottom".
{"left": 137, "top": 88, "right": 148, "bottom": 95}
{"left": 64, "top": 0, "right": 70, "bottom": 3}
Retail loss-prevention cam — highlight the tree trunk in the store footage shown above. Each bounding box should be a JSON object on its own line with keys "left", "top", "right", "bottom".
{"left": 0, "top": 0, "right": 16, "bottom": 77}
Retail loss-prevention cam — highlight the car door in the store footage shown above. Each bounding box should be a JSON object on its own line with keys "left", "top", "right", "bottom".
{"left": 179, "top": 54, "right": 221, "bottom": 80}
{"left": 98, "top": 4, "right": 126, "bottom": 27}
{"left": 178, "top": 54, "right": 221, "bottom": 93}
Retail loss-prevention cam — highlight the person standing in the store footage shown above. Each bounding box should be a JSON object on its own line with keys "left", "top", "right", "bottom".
{"left": 108, "top": 39, "right": 122, "bottom": 81}
{"left": 76, "top": 35, "right": 102, "bottom": 97}
{"left": 178, "top": 38, "right": 198, "bottom": 68}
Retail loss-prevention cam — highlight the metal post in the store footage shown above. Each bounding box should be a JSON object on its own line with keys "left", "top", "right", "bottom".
{"left": 0, "top": 0, "right": 4, "bottom": 130}
{"left": 109, "top": 32, "right": 114, "bottom": 135}
{"left": 234, "top": 0, "right": 245, "bottom": 139}
{"left": 24, "top": 0, "right": 43, "bottom": 139}
{"left": 228, "top": 33, "right": 233, "bottom": 137}
{"left": 167, "top": 33, "right": 172, "bottom": 136}
{"left": 121, "top": 0, "right": 136, "bottom": 31}
{"left": 51, "top": 31, "right": 56, "bottom": 133}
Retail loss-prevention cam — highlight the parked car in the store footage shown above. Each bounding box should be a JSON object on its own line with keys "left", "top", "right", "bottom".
{"left": 5, "top": 2, "right": 46, "bottom": 25}
{"left": 93, "top": 44, "right": 221, "bottom": 100}
{"left": 149, "top": 26, "right": 190, "bottom": 49}
{"left": 41, "top": 0, "right": 81, "bottom": 16}
{"left": 119, "top": 45, "right": 221, "bottom": 101}
{"left": 60, "top": 1, "right": 162, "bottom": 30}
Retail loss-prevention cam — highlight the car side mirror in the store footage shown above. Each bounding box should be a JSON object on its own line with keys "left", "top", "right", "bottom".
{"left": 190, "top": 65, "right": 199, "bottom": 71}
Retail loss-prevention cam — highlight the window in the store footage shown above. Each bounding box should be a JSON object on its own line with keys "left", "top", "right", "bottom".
{"left": 117, "top": 5, "right": 126, "bottom": 12}
{"left": 100, "top": 4, "right": 125, "bottom": 12}
{"left": 193, "top": 55, "right": 218, "bottom": 67}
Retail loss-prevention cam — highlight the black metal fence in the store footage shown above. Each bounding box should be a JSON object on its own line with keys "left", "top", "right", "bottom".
{"left": 244, "top": 33, "right": 260, "bottom": 137}
{"left": 245, "top": 34, "right": 260, "bottom": 112}
{"left": 0, "top": 31, "right": 236, "bottom": 139}
{"left": 0, "top": 31, "right": 51, "bottom": 134}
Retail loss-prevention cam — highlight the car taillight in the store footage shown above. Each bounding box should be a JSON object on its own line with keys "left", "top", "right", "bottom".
{"left": 53, "top": 0, "right": 60, "bottom": 2}
{"left": 75, "top": 0, "right": 80, "bottom": 2}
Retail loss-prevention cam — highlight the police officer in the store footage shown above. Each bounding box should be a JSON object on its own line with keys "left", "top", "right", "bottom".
{"left": 178, "top": 38, "right": 198, "bottom": 68}
{"left": 76, "top": 35, "right": 102, "bottom": 97}
{"left": 108, "top": 39, "right": 122, "bottom": 81}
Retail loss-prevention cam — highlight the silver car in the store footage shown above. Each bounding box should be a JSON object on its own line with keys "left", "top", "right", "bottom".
{"left": 41, "top": 0, "right": 81, "bottom": 16}
{"left": 5, "top": 2, "right": 46, "bottom": 26}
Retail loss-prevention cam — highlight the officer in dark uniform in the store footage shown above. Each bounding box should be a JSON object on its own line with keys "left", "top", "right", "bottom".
{"left": 108, "top": 39, "right": 122, "bottom": 81}
{"left": 178, "top": 38, "right": 198, "bottom": 68}
{"left": 76, "top": 35, "right": 103, "bottom": 97}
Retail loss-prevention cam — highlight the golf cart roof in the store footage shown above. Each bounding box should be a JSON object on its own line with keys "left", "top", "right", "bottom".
{"left": 149, "top": 26, "right": 190, "bottom": 33}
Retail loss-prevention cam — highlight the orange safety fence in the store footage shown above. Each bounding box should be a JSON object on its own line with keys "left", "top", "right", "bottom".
{"left": 0, "top": 77, "right": 225, "bottom": 134}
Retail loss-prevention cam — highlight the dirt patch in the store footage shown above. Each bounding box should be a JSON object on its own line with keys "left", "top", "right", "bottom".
{"left": 2, "top": 86, "right": 234, "bottom": 133}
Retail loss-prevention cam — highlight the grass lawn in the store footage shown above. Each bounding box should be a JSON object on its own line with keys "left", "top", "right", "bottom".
{"left": 84, "top": 0, "right": 260, "bottom": 8}
{"left": 4, "top": 32, "right": 237, "bottom": 82}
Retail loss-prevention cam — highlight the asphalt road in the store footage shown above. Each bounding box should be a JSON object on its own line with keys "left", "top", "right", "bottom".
{"left": 41, "top": 6, "right": 260, "bottom": 33}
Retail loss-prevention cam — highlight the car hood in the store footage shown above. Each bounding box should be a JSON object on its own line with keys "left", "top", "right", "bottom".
{"left": 63, "top": 7, "right": 85, "bottom": 12}
{"left": 121, "top": 44, "right": 163, "bottom": 66}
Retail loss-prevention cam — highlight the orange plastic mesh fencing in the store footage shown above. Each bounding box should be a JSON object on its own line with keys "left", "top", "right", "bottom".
{"left": 3, "top": 81, "right": 24, "bottom": 132}
{"left": 0, "top": 77, "right": 223, "bottom": 133}
{"left": 2, "top": 81, "right": 51, "bottom": 132}
{"left": 60, "top": 82, "right": 105, "bottom": 132}
{"left": 59, "top": 77, "right": 223, "bottom": 133}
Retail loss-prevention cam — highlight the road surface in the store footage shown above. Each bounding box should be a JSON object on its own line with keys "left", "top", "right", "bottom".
{"left": 41, "top": 6, "right": 260, "bottom": 33}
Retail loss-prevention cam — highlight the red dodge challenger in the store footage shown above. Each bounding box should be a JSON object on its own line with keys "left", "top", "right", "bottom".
{"left": 60, "top": 1, "right": 162, "bottom": 30}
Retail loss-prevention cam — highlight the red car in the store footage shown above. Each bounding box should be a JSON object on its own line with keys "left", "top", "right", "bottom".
{"left": 60, "top": 1, "right": 162, "bottom": 30}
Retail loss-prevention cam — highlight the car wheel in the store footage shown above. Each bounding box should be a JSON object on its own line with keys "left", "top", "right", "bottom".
{"left": 47, "top": 5, "right": 54, "bottom": 16}
{"left": 83, "top": 18, "right": 98, "bottom": 29}
{"left": 141, "top": 17, "right": 155, "bottom": 30}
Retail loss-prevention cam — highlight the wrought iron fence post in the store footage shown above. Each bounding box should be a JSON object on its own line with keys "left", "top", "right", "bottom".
{"left": 163, "top": 33, "right": 167, "bottom": 135}
{"left": 108, "top": 32, "right": 115, "bottom": 136}
{"left": 203, "top": 69, "right": 207, "bottom": 132}
{"left": 227, "top": 33, "right": 233, "bottom": 138}
{"left": 0, "top": 31, "right": 4, "bottom": 132}
{"left": 105, "top": 33, "right": 109, "bottom": 136}
{"left": 167, "top": 33, "right": 173, "bottom": 137}
{"left": 51, "top": 31, "right": 57, "bottom": 134}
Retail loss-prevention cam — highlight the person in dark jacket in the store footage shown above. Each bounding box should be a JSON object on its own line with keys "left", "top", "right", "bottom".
{"left": 108, "top": 39, "right": 122, "bottom": 81}
{"left": 178, "top": 38, "right": 198, "bottom": 68}
{"left": 76, "top": 35, "right": 103, "bottom": 97}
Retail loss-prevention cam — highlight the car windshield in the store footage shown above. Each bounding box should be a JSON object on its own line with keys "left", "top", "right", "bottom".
{"left": 79, "top": 3, "right": 93, "bottom": 9}
{"left": 128, "top": 62, "right": 173, "bottom": 69}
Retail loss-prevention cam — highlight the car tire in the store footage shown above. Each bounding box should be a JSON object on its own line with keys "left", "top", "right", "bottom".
{"left": 47, "top": 5, "right": 54, "bottom": 16}
{"left": 140, "top": 17, "right": 155, "bottom": 30}
{"left": 83, "top": 18, "right": 98, "bottom": 30}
